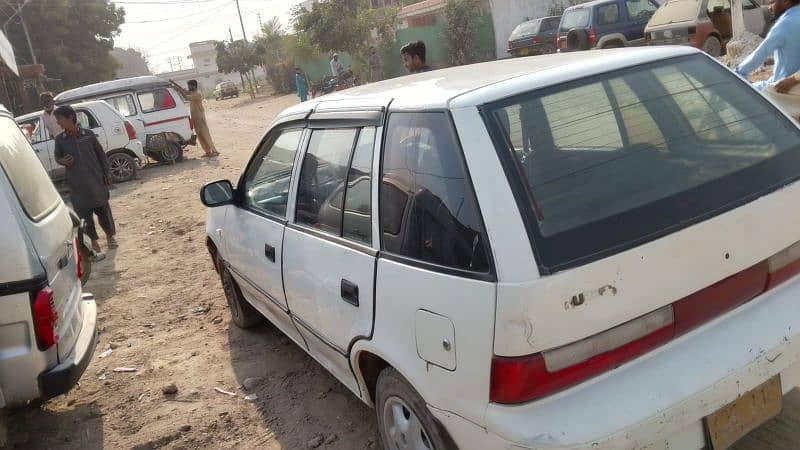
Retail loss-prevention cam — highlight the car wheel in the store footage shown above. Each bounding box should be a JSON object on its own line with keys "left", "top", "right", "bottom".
{"left": 161, "top": 141, "right": 183, "bottom": 164}
{"left": 542, "top": 44, "right": 556, "bottom": 54}
{"left": 376, "top": 367, "right": 453, "bottom": 450}
{"left": 108, "top": 152, "right": 137, "bottom": 183}
{"left": 221, "top": 267, "right": 263, "bottom": 329}
{"left": 703, "top": 36, "right": 722, "bottom": 57}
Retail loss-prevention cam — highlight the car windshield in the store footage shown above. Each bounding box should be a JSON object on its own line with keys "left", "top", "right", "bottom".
{"left": 648, "top": 0, "right": 702, "bottom": 25}
{"left": 484, "top": 54, "right": 800, "bottom": 272}
{"left": 560, "top": 8, "right": 591, "bottom": 31}
{"left": 510, "top": 21, "right": 540, "bottom": 39}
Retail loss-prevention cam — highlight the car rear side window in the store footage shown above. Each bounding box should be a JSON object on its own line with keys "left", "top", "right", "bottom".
{"left": 243, "top": 129, "right": 303, "bottom": 218}
{"left": 0, "top": 118, "right": 61, "bottom": 221}
{"left": 484, "top": 54, "right": 800, "bottom": 273}
{"left": 598, "top": 3, "right": 620, "bottom": 25}
{"left": 104, "top": 95, "right": 136, "bottom": 117}
{"left": 342, "top": 127, "right": 376, "bottom": 245}
{"left": 560, "top": 9, "right": 590, "bottom": 31}
{"left": 380, "top": 112, "right": 490, "bottom": 273}
{"left": 76, "top": 110, "right": 100, "bottom": 129}
{"left": 138, "top": 88, "right": 177, "bottom": 113}
{"left": 295, "top": 128, "right": 358, "bottom": 235}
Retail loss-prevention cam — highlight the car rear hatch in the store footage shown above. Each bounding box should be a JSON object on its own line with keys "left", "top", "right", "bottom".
{"left": 481, "top": 53, "right": 800, "bottom": 404}
{"left": 0, "top": 117, "right": 83, "bottom": 363}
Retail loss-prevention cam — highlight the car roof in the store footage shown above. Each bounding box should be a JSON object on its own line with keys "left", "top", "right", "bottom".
{"left": 277, "top": 47, "right": 698, "bottom": 117}
{"left": 565, "top": 0, "right": 616, "bottom": 9}
{"left": 54, "top": 76, "right": 169, "bottom": 104}
{"left": 15, "top": 100, "right": 112, "bottom": 122}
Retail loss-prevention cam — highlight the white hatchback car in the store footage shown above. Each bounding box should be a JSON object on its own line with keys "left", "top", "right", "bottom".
{"left": 16, "top": 100, "right": 145, "bottom": 183}
{"left": 203, "top": 47, "right": 800, "bottom": 449}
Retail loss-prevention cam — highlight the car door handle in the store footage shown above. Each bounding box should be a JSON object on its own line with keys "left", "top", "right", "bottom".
{"left": 340, "top": 279, "right": 359, "bottom": 307}
{"left": 264, "top": 244, "right": 276, "bottom": 263}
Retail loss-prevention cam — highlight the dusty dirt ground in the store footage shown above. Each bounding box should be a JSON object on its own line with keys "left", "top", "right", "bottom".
{"left": 3, "top": 91, "right": 800, "bottom": 450}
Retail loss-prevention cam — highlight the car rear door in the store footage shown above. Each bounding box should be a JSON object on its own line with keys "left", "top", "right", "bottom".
{"left": 75, "top": 107, "right": 109, "bottom": 152}
{"left": 623, "top": 0, "right": 659, "bottom": 44}
{"left": 19, "top": 115, "right": 57, "bottom": 176}
{"left": 282, "top": 116, "right": 380, "bottom": 395}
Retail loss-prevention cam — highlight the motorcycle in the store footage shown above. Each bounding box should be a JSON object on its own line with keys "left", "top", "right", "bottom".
{"left": 311, "top": 68, "right": 360, "bottom": 98}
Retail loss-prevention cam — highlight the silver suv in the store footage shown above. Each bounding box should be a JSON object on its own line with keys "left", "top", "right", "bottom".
{"left": 0, "top": 104, "right": 97, "bottom": 408}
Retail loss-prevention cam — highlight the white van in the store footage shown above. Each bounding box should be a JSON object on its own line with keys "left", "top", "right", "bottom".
{"left": 54, "top": 76, "right": 195, "bottom": 163}
{"left": 16, "top": 100, "right": 145, "bottom": 183}
{"left": 0, "top": 104, "right": 97, "bottom": 408}
{"left": 203, "top": 47, "right": 800, "bottom": 449}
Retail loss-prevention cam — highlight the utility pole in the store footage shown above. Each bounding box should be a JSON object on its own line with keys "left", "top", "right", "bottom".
{"left": 3, "top": 0, "right": 35, "bottom": 64}
{"left": 233, "top": 1, "right": 256, "bottom": 98}
{"left": 229, "top": 26, "right": 246, "bottom": 92}
{"left": 257, "top": 13, "right": 262, "bottom": 30}
{"left": 235, "top": 0, "right": 247, "bottom": 42}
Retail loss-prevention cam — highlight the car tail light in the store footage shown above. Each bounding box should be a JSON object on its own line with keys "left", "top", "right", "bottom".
{"left": 75, "top": 238, "right": 84, "bottom": 279}
{"left": 767, "top": 241, "right": 800, "bottom": 288}
{"left": 491, "top": 240, "right": 800, "bottom": 404}
{"left": 124, "top": 121, "right": 137, "bottom": 140}
{"left": 507, "top": 41, "right": 512, "bottom": 50}
{"left": 189, "top": 117, "right": 195, "bottom": 131}
{"left": 534, "top": 36, "right": 542, "bottom": 44}
{"left": 588, "top": 29, "right": 598, "bottom": 48}
{"left": 32, "top": 287, "right": 58, "bottom": 350}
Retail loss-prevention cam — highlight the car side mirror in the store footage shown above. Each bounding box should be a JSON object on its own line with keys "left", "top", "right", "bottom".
{"left": 201, "top": 180, "right": 234, "bottom": 207}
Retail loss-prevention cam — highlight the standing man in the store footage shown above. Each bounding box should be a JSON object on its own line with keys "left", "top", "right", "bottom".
{"left": 330, "top": 53, "right": 344, "bottom": 77}
{"left": 295, "top": 67, "right": 309, "bottom": 102}
{"left": 40, "top": 92, "right": 62, "bottom": 139}
{"left": 735, "top": 0, "right": 800, "bottom": 90}
{"left": 169, "top": 79, "right": 219, "bottom": 158}
{"left": 400, "top": 41, "right": 432, "bottom": 74}
{"left": 369, "top": 46, "right": 383, "bottom": 82}
{"left": 53, "top": 105, "right": 118, "bottom": 253}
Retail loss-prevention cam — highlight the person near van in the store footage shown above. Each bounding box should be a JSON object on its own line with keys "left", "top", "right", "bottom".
{"left": 53, "top": 105, "right": 118, "bottom": 253}
{"left": 401, "top": 41, "right": 432, "bottom": 74}
{"left": 295, "top": 67, "right": 309, "bottom": 102}
{"left": 330, "top": 53, "right": 344, "bottom": 77}
{"left": 369, "top": 46, "right": 383, "bottom": 82}
{"left": 40, "top": 92, "right": 62, "bottom": 139}
{"left": 735, "top": 0, "right": 800, "bottom": 90}
{"left": 168, "top": 79, "right": 220, "bottom": 158}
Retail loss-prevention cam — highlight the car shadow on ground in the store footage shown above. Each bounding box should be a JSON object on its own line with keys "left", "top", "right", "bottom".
{"left": 2, "top": 402, "right": 104, "bottom": 449}
{"left": 227, "top": 320, "right": 380, "bottom": 449}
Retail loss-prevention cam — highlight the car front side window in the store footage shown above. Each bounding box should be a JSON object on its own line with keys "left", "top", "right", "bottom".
{"left": 242, "top": 128, "right": 304, "bottom": 218}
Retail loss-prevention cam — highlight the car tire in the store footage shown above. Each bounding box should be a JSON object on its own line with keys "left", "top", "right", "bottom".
{"left": 221, "top": 267, "right": 263, "bottom": 329}
{"left": 376, "top": 367, "right": 454, "bottom": 450}
{"left": 703, "top": 36, "right": 722, "bottom": 57}
{"left": 567, "top": 28, "right": 591, "bottom": 51}
{"left": 108, "top": 152, "right": 137, "bottom": 183}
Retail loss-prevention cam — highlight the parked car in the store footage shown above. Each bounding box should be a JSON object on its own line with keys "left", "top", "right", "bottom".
{"left": 203, "top": 47, "right": 800, "bottom": 449}
{"left": 16, "top": 100, "right": 145, "bottom": 183}
{"left": 645, "top": 0, "right": 771, "bottom": 56}
{"left": 507, "top": 16, "right": 562, "bottom": 57}
{"left": 0, "top": 104, "right": 97, "bottom": 408}
{"left": 557, "top": 0, "right": 661, "bottom": 51}
{"left": 54, "top": 76, "right": 195, "bottom": 163}
{"left": 214, "top": 81, "right": 239, "bottom": 100}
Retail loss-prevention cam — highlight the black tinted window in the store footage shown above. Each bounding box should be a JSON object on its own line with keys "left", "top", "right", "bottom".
{"left": 296, "top": 128, "right": 358, "bottom": 235}
{"left": 380, "top": 113, "right": 489, "bottom": 272}
{"left": 343, "top": 128, "right": 375, "bottom": 244}
{"left": 243, "top": 129, "right": 303, "bottom": 217}
{"left": 485, "top": 54, "right": 800, "bottom": 272}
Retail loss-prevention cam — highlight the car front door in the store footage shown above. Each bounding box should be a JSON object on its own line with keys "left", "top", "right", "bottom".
{"left": 283, "top": 123, "right": 379, "bottom": 395}
{"left": 223, "top": 128, "right": 305, "bottom": 344}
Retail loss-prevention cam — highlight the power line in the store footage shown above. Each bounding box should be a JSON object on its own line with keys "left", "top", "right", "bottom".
{"left": 114, "top": 0, "right": 220, "bottom": 4}
{"left": 124, "top": 0, "right": 231, "bottom": 23}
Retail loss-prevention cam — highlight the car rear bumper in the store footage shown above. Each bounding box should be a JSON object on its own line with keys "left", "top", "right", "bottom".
{"left": 436, "top": 276, "right": 800, "bottom": 449}
{"left": 38, "top": 295, "right": 97, "bottom": 399}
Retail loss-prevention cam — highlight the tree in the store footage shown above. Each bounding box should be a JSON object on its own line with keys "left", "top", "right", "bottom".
{"left": 215, "top": 40, "right": 258, "bottom": 98}
{"left": 292, "top": 0, "right": 372, "bottom": 55}
{"left": 111, "top": 48, "right": 151, "bottom": 78}
{"left": 442, "top": 0, "right": 483, "bottom": 66}
{"left": 4, "top": 0, "right": 125, "bottom": 89}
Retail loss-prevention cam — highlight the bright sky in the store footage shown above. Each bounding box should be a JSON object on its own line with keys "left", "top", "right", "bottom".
{"left": 113, "top": 0, "right": 302, "bottom": 73}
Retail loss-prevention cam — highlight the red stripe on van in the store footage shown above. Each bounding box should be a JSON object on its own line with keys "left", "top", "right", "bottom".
{"left": 144, "top": 116, "right": 189, "bottom": 127}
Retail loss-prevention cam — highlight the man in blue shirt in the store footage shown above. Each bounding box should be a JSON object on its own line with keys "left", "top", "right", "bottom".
{"left": 736, "top": 0, "right": 800, "bottom": 90}
{"left": 295, "top": 67, "right": 309, "bottom": 102}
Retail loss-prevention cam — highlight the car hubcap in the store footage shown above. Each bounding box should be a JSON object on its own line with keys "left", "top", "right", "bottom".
{"left": 110, "top": 156, "right": 132, "bottom": 179}
{"left": 162, "top": 143, "right": 180, "bottom": 162}
{"left": 383, "top": 397, "right": 433, "bottom": 450}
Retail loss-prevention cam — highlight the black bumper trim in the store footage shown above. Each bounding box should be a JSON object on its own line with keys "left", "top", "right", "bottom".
{"left": 38, "top": 325, "right": 98, "bottom": 399}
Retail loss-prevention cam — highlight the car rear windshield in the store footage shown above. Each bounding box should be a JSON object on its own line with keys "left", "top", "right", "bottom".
{"left": 511, "top": 21, "right": 540, "bottom": 39}
{"left": 0, "top": 118, "right": 61, "bottom": 221}
{"left": 483, "top": 54, "right": 800, "bottom": 273}
{"left": 560, "top": 8, "right": 590, "bottom": 32}
{"left": 648, "top": 0, "right": 702, "bottom": 26}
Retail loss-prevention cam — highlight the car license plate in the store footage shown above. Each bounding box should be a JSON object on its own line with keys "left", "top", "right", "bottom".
{"left": 704, "top": 375, "right": 782, "bottom": 449}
